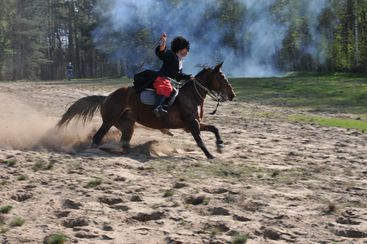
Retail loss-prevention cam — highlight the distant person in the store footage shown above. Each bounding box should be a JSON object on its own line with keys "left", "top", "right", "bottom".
{"left": 67, "top": 62, "right": 74, "bottom": 81}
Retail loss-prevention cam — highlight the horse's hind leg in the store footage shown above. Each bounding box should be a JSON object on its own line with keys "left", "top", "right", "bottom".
{"left": 200, "top": 123, "right": 224, "bottom": 153}
{"left": 115, "top": 116, "right": 135, "bottom": 151}
{"left": 92, "top": 122, "right": 113, "bottom": 147}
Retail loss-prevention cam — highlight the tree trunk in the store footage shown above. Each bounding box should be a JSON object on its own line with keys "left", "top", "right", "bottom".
{"left": 354, "top": 0, "right": 360, "bottom": 67}
{"left": 67, "top": 1, "right": 75, "bottom": 71}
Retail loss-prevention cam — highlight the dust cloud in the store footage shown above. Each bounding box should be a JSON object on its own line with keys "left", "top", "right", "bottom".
{"left": 0, "top": 92, "right": 93, "bottom": 151}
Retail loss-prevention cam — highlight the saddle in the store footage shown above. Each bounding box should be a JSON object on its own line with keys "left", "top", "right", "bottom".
{"left": 139, "top": 88, "right": 178, "bottom": 106}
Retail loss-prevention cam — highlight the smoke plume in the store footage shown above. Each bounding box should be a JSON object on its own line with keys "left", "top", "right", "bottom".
{"left": 93, "top": 0, "right": 328, "bottom": 77}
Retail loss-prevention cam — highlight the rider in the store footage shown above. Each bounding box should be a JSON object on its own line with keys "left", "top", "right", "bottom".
{"left": 153, "top": 33, "right": 192, "bottom": 117}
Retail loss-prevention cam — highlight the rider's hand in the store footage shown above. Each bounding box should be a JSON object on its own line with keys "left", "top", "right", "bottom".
{"left": 160, "top": 33, "right": 167, "bottom": 43}
{"left": 159, "top": 33, "right": 167, "bottom": 51}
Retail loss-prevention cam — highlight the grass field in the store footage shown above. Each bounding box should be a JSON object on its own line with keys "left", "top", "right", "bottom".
{"left": 230, "top": 73, "right": 367, "bottom": 132}
{"left": 230, "top": 73, "right": 367, "bottom": 114}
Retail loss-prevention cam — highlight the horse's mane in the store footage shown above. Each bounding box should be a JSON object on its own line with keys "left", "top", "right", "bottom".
{"left": 195, "top": 64, "right": 212, "bottom": 69}
{"left": 195, "top": 64, "right": 212, "bottom": 77}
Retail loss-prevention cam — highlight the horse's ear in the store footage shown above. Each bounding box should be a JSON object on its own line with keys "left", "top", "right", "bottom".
{"left": 213, "top": 61, "right": 224, "bottom": 72}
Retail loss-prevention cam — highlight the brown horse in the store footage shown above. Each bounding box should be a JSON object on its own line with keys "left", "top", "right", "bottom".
{"left": 57, "top": 62, "right": 235, "bottom": 159}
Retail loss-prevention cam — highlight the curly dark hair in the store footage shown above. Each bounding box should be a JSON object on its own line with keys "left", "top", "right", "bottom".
{"left": 171, "top": 36, "right": 190, "bottom": 53}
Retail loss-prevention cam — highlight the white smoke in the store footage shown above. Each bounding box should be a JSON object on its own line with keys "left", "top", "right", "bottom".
{"left": 93, "top": 0, "right": 328, "bottom": 77}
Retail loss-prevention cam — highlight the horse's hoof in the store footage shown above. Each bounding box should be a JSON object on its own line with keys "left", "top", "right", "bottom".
{"left": 91, "top": 143, "right": 98, "bottom": 148}
{"left": 217, "top": 143, "right": 224, "bottom": 153}
{"left": 120, "top": 142, "right": 130, "bottom": 152}
{"left": 207, "top": 155, "right": 215, "bottom": 160}
{"left": 122, "top": 147, "right": 130, "bottom": 153}
{"left": 160, "top": 129, "right": 174, "bottom": 136}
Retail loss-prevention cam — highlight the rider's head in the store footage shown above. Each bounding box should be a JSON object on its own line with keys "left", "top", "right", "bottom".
{"left": 171, "top": 36, "right": 190, "bottom": 57}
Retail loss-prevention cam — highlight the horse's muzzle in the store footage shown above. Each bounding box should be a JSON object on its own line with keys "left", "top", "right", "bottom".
{"left": 228, "top": 92, "right": 235, "bottom": 101}
{"left": 219, "top": 94, "right": 228, "bottom": 102}
{"left": 220, "top": 91, "right": 235, "bottom": 102}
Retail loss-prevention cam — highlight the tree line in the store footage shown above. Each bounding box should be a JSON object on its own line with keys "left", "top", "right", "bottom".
{"left": 0, "top": 0, "right": 366, "bottom": 81}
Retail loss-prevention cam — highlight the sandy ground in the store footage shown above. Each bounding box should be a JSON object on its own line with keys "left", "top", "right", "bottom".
{"left": 0, "top": 80, "right": 366, "bottom": 244}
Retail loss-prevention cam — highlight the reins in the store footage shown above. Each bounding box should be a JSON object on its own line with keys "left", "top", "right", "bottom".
{"left": 192, "top": 78, "right": 220, "bottom": 101}
{"left": 169, "top": 77, "right": 221, "bottom": 115}
{"left": 192, "top": 78, "right": 221, "bottom": 115}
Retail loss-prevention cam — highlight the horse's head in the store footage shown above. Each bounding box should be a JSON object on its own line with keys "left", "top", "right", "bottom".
{"left": 206, "top": 62, "right": 235, "bottom": 101}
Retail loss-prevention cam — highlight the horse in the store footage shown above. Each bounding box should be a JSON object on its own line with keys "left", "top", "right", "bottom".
{"left": 57, "top": 62, "right": 235, "bottom": 159}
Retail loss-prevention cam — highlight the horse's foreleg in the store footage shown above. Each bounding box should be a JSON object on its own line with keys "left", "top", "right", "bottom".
{"left": 188, "top": 119, "right": 214, "bottom": 159}
{"left": 200, "top": 123, "right": 224, "bottom": 153}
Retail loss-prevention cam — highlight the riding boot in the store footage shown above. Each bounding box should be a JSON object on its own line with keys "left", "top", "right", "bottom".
{"left": 154, "top": 95, "right": 168, "bottom": 117}
{"left": 166, "top": 89, "right": 178, "bottom": 107}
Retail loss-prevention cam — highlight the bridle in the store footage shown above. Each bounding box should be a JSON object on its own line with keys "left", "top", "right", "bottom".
{"left": 169, "top": 76, "right": 224, "bottom": 115}
{"left": 169, "top": 77, "right": 223, "bottom": 101}
{"left": 192, "top": 77, "right": 223, "bottom": 115}
{"left": 193, "top": 78, "right": 223, "bottom": 101}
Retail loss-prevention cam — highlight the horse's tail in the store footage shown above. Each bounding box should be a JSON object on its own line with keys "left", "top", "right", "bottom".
{"left": 57, "top": 95, "right": 107, "bottom": 127}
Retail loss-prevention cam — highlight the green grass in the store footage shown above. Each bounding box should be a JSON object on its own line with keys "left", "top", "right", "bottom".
{"left": 163, "top": 189, "right": 175, "bottom": 197}
{"left": 151, "top": 160, "right": 261, "bottom": 182}
{"left": 231, "top": 233, "right": 249, "bottom": 244}
{"left": 46, "top": 233, "right": 68, "bottom": 244}
{"left": 0, "top": 180, "right": 7, "bottom": 187}
{"left": 0, "top": 217, "right": 8, "bottom": 233}
{"left": 289, "top": 114, "right": 367, "bottom": 133}
{"left": 10, "top": 217, "right": 24, "bottom": 227}
{"left": 17, "top": 175, "right": 27, "bottom": 181}
{"left": 1, "top": 159, "right": 16, "bottom": 167}
{"left": 0, "top": 205, "right": 13, "bottom": 214}
{"left": 85, "top": 178, "right": 102, "bottom": 188}
{"left": 230, "top": 73, "right": 367, "bottom": 115}
{"left": 32, "top": 160, "right": 54, "bottom": 172}
{"left": 151, "top": 159, "right": 316, "bottom": 186}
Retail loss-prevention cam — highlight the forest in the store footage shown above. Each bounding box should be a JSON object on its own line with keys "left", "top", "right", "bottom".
{"left": 0, "top": 0, "right": 366, "bottom": 80}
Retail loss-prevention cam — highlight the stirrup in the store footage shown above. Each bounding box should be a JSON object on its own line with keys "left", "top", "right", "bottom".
{"left": 154, "top": 105, "right": 168, "bottom": 117}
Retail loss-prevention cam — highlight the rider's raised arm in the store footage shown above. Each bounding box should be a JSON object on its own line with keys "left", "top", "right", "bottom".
{"left": 155, "top": 33, "right": 168, "bottom": 61}
{"left": 155, "top": 45, "right": 167, "bottom": 61}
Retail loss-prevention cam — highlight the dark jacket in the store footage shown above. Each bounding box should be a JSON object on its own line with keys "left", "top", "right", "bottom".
{"left": 133, "top": 46, "right": 191, "bottom": 91}
{"left": 67, "top": 64, "right": 73, "bottom": 71}
{"left": 155, "top": 46, "right": 191, "bottom": 81}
